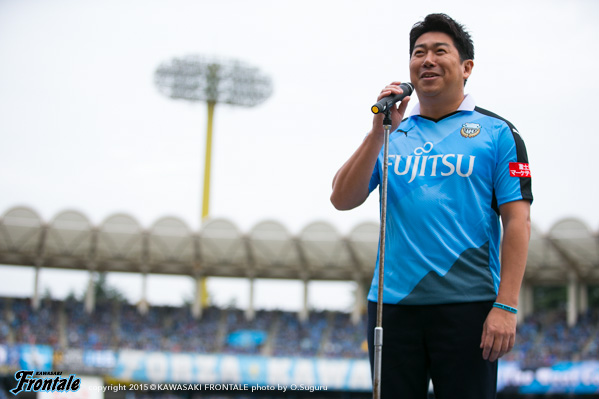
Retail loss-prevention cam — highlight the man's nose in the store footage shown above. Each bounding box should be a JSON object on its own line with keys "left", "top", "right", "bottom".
{"left": 423, "top": 51, "right": 436, "bottom": 66}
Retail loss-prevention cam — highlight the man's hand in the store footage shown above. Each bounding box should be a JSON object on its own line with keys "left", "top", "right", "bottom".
{"left": 371, "top": 81, "right": 411, "bottom": 136}
{"left": 330, "top": 81, "right": 411, "bottom": 211}
{"left": 480, "top": 307, "right": 517, "bottom": 362}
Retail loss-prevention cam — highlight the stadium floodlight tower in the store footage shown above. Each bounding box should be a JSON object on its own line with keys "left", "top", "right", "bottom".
{"left": 154, "top": 55, "right": 273, "bottom": 224}
{"left": 154, "top": 55, "right": 272, "bottom": 318}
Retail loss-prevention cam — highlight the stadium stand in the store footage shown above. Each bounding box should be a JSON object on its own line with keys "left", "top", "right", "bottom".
{"left": 1, "top": 296, "right": 596, "bottom": 367}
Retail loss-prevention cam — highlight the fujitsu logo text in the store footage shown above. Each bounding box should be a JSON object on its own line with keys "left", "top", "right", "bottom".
{"left": 387, "top": 142, "right": 476, "bottom": 183}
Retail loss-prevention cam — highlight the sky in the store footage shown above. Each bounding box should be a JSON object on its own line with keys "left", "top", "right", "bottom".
{"left": 1, "top": 0, "right": 598, "bottom": 311}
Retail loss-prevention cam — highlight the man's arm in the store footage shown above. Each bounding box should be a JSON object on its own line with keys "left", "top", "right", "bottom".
{"left": 330, "top": 131, "right": 383, "bottom": 210}
{"left": 480, "top": 199, "right": 531, "bottom": 362}
{"left": 330, "top": 83, "right": 411, "bottom": 210}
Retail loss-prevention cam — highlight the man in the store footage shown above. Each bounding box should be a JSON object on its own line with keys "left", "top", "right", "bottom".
{"left": 330, "top": 13, "right": 532, "bottom": 399}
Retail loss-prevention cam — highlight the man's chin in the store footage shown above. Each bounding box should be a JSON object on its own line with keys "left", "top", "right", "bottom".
{"left": 415, "top": 87, "right": 442, "bottom": 98}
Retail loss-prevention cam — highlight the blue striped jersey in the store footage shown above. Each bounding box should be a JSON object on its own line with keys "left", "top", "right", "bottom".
{"left": 367, "top": 96, "right": 533, "bottom": 305}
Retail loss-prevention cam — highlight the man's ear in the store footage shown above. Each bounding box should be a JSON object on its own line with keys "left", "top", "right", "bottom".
{"left": 463, "top": 59, "right": 474, "bottom": 81}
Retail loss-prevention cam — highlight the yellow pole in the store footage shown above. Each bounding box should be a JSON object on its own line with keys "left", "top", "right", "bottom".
{"left": 202, "top": 101, "right": 216, "bottom": 221}
{"left": 199, "top": 101, "right": 216, "bottom": 308}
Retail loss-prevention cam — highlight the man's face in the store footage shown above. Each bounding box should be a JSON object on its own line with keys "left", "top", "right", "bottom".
{"left": 409, "top": 31, "right": 473, "bottom": 100}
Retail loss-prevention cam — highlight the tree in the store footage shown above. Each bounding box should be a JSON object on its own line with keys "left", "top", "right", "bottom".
{"left": 93, "top": 272, "right": 125, "bottom": 303}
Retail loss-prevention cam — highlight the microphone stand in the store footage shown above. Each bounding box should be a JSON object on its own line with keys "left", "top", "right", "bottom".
{"left": 373, "top": 109, "right": 392, "bottom": 399}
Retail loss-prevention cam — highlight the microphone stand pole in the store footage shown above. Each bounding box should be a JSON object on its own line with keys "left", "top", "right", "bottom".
{"left": 373, "top": 109, "right": 392, "bottom": 399}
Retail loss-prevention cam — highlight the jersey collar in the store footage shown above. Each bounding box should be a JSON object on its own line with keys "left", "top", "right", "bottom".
{"left": 409, "top": 94, "right": 475, "bottom": 117}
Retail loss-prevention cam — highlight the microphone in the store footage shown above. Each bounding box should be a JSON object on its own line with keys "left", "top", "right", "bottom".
{"left": 371, "top": 82, "right": 414, "bottom": 114}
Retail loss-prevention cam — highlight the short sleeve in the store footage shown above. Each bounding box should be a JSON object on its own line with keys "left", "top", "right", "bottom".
{"left": 493, "top": 122, "right": 533, "bottom": 206}
{"left": 368, "top": 157, "right": 381, "bottom": 193}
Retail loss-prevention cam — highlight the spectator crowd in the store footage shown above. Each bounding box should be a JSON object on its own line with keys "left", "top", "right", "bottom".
{"left": 0, "top": 296, "right": 597, "bottom": 367}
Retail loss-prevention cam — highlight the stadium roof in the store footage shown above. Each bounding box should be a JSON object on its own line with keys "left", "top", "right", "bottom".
{"left": 1, "top": 206, "right": 598, "bottom": 285}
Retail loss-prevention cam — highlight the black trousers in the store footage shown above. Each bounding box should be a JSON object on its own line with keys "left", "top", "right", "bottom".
{"left": 367, "top": 300, "right": 498, "bottom": 399}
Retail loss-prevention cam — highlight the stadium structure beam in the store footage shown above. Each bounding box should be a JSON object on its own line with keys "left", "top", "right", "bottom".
{"left": 579, "top": 284, "right": 589, "bottom": 314}
{"left": 299, "top": 279, "right": 309, "bottom": 323}
{"left": 192, "top": 276, "right": 203, "bottom": 319}
{"left": 139, "top": 273, "right": 149, "bottom": 315}
{"left": 32, "top": 264, "right": 41, "bottom": 311}
{"left": 351, "top": 279, "right": 366, "bottom": 325}
{"left": 567, "top": 271, "right": 579, "bottom": 327}
{"left": 519, "top": 282, "right": 534, "bottom": 320}
{"left": 246, "top": 277, "right": 255, "bottom": 321}
{"left": 84, "top": 272, "right": 95, "bottom": 314}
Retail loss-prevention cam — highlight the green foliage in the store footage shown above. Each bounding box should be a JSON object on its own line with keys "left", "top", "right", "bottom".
{"left": 533, "top": 286, "right": 567, "bottom": 310}
{"left": 92, "top": 272, "right": 125, "bottom": 303}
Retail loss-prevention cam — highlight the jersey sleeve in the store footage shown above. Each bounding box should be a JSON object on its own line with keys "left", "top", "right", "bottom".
{"left": 368, "top": 157, "right": 381, "bottom": 193}
{"left": 494, "top": 122, "right": 533, "bottom": 206}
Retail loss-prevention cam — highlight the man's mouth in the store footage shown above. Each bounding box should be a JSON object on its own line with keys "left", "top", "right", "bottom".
{"left": 420, "top": 72, "right": 439, "bottom": 79}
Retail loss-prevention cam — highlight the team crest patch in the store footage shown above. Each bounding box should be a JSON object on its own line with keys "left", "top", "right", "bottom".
{"left": 460, "top": 122, "right": 481, "bottom": 138}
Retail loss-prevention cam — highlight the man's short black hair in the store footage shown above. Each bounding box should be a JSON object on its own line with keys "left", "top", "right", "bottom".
{"left": 409, "top": 13, "right": 474, "bottom": 61}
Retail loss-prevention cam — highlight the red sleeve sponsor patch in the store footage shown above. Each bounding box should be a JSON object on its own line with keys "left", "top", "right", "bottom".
{"left": 509, "top": 162, "right": 531, "bottom": 178}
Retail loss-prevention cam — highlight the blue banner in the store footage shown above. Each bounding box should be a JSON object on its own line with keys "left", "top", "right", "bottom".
{"left": 499, "top": 361, "right": 599, "bottom": 394}
{"left": 0, "top": 344, "right": 20, "bottom": 367}
{"left": 83, "top": 349, "right": 117, "bottom": 369}
{"left": 18, "top": 345, "right": 53, "bottom": 371}
{"left": 227, "top": 330, "right": 267, "bottom": 349}
{"left": 111, "top": 351, "right": 599, "bottom": 394}
{"left": 111, "top": 350, "right": 371, "bottom": 391}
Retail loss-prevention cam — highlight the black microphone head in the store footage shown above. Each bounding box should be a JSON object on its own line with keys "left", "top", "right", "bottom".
{"left": 400, "top": 82, "right": 414, "bottom": 95}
